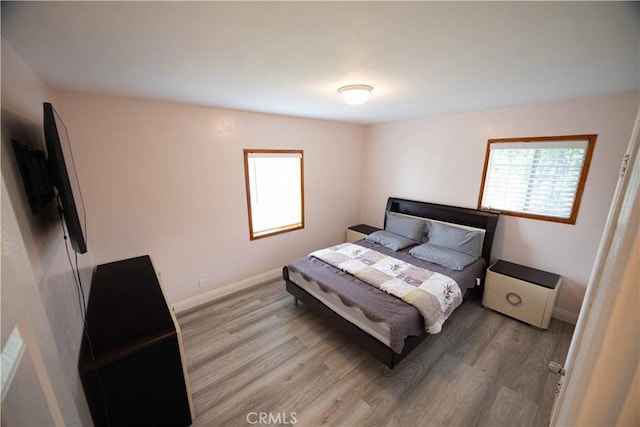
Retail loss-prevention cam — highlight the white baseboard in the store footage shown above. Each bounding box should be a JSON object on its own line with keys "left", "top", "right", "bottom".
{"left": 552, "top": 307, "right": 579, "bottom": 325}
{"left": 172, "top": 267, "right": 282, "bottom": 314}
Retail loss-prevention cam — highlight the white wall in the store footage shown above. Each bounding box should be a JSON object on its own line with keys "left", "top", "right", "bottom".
{"left": 1, "top": 39, "right": 93, "bottom": 426}
{"left": 361, "top": 92, "right": 638, "bottom": 318}
{"left": 53, "top": 91, "right": 637, "bottom": 317}
{"left": 55, "top": 92, "right": 365, "bottom": 303}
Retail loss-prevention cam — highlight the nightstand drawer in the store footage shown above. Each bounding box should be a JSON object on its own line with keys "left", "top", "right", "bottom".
{"left": 346, "top": 229, "right": 367, "bottom": 243}
{"left": 482, "top": 260, "right": 561, "bottom": 329}
{"left": 483, "top": 271, "right": 550, "bottom": 327}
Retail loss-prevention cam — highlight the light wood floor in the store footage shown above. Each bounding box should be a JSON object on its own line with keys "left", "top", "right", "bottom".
{"left": 177, "top": 280, "right": 574, "bottom": 427}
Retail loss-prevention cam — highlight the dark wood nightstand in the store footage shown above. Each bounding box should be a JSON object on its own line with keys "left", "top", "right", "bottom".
{"left": 346, "top": 224, "right": 381, "bottom": 243}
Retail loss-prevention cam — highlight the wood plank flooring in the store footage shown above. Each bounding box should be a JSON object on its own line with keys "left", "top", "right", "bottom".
{"left": 177, "top": 280, "right": 573, "bottom": 427}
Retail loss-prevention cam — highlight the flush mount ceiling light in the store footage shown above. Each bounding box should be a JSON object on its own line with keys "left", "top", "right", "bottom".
{"left": 337, "top": 84, "right": 373, "bottom": 106}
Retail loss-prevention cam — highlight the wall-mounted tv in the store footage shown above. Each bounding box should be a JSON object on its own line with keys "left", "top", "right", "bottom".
{"left": 43, "top": 102, "right": 87, "bottom": 254}
{"left": 11, "top": 139, "right": 55, "bottom": 214}
{"left": 11, "top": 102, "right": 87, "bottom": 254}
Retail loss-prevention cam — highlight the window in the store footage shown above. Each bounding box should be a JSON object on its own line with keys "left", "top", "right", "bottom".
{"left": 478, "top": 135, "right": 596, "bottom": 224}
{"left": 243, "top": 149, "right": 304, "bottom": 240}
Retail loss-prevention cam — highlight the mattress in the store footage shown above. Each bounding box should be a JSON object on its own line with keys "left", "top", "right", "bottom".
{"left": 286, "top": 240, "right": 485, "bottom": 353}
{"left": 289, "top": 269, "right": 392, "bottom": 346}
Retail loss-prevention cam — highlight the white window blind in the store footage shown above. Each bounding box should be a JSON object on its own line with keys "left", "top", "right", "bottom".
{"left": 480, "top": 138, "right": 594, "bottom": 222}
{"left": 244, "top": 150, "right": 303, "bottom": 239}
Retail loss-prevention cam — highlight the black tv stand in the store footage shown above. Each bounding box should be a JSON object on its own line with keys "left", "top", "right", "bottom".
{"left": 79, "top": 255, "right": 194, "bottom": 426}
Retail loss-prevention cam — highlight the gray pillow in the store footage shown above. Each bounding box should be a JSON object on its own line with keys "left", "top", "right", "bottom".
{"left": 366, "top": 230, "right": 416, "bottom": 251}
{"left": 409, "top": 243, "right": 476, "bottom": 271}
{"left": 427, "top": 222, "right": 482, "bottom": 259}
{"left": 385, "top": 212, "right": 427, "bottom": 242}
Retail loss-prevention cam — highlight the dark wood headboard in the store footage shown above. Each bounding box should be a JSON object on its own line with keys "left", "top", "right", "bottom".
{"left": 384, "top": 197, "right": 500, "bottom": 267}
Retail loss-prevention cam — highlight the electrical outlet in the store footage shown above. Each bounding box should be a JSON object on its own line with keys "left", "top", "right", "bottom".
{"left": 198, "top": 278, "right": 206, "bottom": 288}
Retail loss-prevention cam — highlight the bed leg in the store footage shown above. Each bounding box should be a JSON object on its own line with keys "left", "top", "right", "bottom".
{"left": 383, "top": 366, "right": 392, "bottom": 377}
{"left": 293, "top": 297, "right": 298, "bottom": 306}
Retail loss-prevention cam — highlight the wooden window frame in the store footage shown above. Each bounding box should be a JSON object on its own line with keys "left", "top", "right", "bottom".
{"left": 243, "top": 149, "right": 305, "bottom": 240}
{"left": 477, "top": 134, "right": 597, "bottom": 224}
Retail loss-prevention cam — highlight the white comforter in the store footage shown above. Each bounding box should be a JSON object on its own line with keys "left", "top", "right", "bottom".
{"left": 310, "top": 243, "right": 462, "bottom": 334}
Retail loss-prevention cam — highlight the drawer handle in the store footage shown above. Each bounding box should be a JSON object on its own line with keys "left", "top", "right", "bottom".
{"left": 506, "top": 292, "right": 523, "bottom": 306}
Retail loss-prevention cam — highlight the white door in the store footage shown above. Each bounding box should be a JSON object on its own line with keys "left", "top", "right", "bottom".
{"left": 549, "top": 109, "right": 640, "bottom": 425}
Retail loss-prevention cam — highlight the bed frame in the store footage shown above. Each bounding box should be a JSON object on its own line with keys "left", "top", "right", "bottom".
{"left": 282, "top": 197, "right": 500, "bottom": 369}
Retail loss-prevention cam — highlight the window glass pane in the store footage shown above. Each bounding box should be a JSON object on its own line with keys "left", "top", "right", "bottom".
{"left": 244, "top": 150, "right": 304, "bottom": 239}
{"left": 479, "top": 136, "right": 595, "bottom": 224}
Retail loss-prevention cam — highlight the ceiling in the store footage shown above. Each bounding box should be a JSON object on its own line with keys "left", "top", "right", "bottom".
{"left": 2, "top": 2, "right": 639, "bottom": 125}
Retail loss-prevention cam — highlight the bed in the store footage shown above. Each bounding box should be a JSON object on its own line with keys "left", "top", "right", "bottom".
{"left": 282, "top": 197, "right": 499, "bottom": 369}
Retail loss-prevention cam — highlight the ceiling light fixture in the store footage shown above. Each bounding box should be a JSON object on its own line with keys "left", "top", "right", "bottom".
{"left": 337, "top": 84, "right": 373, "bottom": 106}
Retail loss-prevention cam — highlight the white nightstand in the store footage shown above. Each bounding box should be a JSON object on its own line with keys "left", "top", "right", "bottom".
{"left": 482, "top": 260, "right": 561, "bottom": 330}
{"left": 346, "top": 224, "right": 381, "bottom": 243}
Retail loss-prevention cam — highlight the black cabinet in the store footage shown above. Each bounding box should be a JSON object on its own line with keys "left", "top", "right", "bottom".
{"left": 79, "top": 255, "right": 194, "bottom": 426}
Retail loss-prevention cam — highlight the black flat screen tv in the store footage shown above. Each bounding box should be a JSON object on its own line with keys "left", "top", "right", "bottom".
{"left": 43, "top": 102, "right": 87, "bottom": 254}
